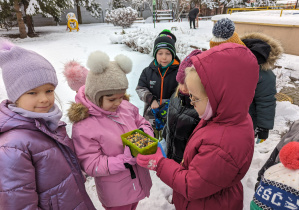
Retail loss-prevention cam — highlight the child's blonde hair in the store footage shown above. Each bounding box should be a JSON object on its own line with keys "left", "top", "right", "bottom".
{"left": 185, "top": 67, "right": 207, "bottom": 96}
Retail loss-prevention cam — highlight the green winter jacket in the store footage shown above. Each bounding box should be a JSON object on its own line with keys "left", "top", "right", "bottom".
{"left": 241, "top": 32, "right": 283, "bottom": 130}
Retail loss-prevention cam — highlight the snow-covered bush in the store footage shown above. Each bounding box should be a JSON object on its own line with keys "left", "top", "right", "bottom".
{"left": 122, "top": 29, "right": 155, "bottom": 53}
{"left": 105, "top": 7, "right": 138, "bottom": 28}
{"left": 120, "top": 28, "right": 209, "bottom": 59}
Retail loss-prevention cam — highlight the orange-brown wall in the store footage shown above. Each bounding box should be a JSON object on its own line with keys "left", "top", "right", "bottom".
{"left": 234, "top": 22, "right": 299, "bottom": 55}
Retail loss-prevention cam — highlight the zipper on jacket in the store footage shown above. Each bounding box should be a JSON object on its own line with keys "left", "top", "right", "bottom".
{"left": 133, "top": 182, "right": 136, "bottom": 190}
{"left": 157, "top": 67, "right": 170, "bottom": 105}
{"left": 107, "top": 115, "right": 125, "bottom": 125}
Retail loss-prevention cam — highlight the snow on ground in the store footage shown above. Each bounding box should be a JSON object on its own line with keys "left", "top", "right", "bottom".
{"left": 1, "top": 16, "right": 299, "bottom": 210}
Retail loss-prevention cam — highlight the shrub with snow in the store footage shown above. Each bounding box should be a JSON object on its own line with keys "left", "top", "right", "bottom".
{"left": 120, "top": 28, "right": 208, "bottom": 60}
{"left": 105, "top": 7, "right": 138, "bottom": 28}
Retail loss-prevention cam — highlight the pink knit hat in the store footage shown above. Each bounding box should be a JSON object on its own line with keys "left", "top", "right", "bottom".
{"left": 63, "top": 61, "right": 88, "bottom": 92}
{"left": 176, "top": 49, "right": 202, "bottom": 84}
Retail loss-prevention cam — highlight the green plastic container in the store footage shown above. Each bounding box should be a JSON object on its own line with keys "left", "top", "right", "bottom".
{"left": 121, "top": 129, "right": 158, "bottom": 157}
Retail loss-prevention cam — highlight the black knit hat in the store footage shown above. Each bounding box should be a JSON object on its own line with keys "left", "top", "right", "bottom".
{"left": 153, "top": 29, "right": 176, "bottom": 60}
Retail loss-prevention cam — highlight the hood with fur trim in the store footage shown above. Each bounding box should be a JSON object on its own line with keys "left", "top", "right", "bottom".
{"left": 68, "top": 93, "right": 130, "bottom": 123}
{"left": 68, "top": 102, "right": 90, "bottom": 123}
{"left": 241, "top": 32, "right": 283, "bottom": 71}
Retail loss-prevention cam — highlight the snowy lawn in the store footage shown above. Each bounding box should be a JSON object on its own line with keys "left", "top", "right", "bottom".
{"left": 1, "top": 19, "right": 299, "bottom": 210}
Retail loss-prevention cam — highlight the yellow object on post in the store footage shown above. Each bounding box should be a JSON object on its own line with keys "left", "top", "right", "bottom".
{"left": 66, "top": 13, "right": 79, "bottom": 32}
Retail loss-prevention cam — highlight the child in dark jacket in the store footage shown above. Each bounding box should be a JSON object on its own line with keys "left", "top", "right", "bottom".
{"left": 136, "top": 29, "right": 180, "bottom": 139}
{"left": 0, "top": 39, "right": 95, "bottom": 210}
{"left": 162, "top": 50, "right": 201, "bottom": 163}
{"left": 210, "top": 18, "right": 283, "bottom": 144}
{"left": 241, "top": 32, "right": 283, "bottom": 143}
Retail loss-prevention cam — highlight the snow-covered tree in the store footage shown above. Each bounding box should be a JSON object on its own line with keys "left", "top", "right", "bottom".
{"left": 0, "top": 0, "right": 102, "bottom": 37}
{"left": 112, "top": 0, "right": 127, "bottom": 8}
{"left": 0, "top": 0, "right": 75, "bottom": 37}
{"left": 174, "top": 0, "right": 190, "bottom": 20}
{"left": 105, "top": 6, "right": 138, "bottom": 28}
{"left": 131, "top": 0, "right": 148, "bottom": 10}
{"left": 0, "top": 0, "right": 17, "bottom": 30}
{"left": 75, "top": 0, "right": 102, "bottom": 24}
{"left": 201, "top": 0, "right": 219, "bottom": 10}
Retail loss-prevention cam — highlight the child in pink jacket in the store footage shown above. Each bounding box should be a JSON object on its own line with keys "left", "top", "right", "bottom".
{"left": 68, "top": 51, "right": 153, "bottom": 210}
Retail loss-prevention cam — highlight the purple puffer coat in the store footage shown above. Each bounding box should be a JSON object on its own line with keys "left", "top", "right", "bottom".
{"left": 0, "top": 100, "right": 95, "bottom": 210}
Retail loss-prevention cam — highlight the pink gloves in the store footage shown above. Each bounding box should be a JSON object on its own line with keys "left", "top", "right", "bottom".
{"left": 137, "top": 147, "right": 164, "bottom": 171}
{"left": 108, "top": 146, "right": 136, "bottom": 175}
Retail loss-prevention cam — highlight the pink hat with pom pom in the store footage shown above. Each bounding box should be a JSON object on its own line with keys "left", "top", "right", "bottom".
{"left": 63, "top": 61, "right": 88, "bottom": 92}
{"left": 176, "top": 49, "right": 201, "bottom": 84}
{"left": 0, "top": 39, "right": 58, "bottom": 102}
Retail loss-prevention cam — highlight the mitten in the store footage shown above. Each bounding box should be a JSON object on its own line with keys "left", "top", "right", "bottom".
{"left": 256, "top": 138, "right": 266, "bottom": 144}
{"left": 137, "top": 147, "right": 164, "bottom": 171}
{"left": 152, "top": 108, "right": 165, "bottom": 131}
{"left": 157, "top": 100, "right": 170, "bottom": 119}
{"left": 255, "top": 127, "right": 269, "bottom": 144}
{"left": 108, "top": 146, "right": 136, "bottom": 174}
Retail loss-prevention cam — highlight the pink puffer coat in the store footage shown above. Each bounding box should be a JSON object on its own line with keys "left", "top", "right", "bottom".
{"left": 69, "top": 86, "right": 153, "bottom": 207}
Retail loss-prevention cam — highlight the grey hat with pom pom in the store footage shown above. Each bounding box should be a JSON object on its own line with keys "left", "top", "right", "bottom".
{"left": 210, "top": 18, "right": 245, "bottom": 48}
{"left": 85, "top": 51, "right": 132, "bottom": 106}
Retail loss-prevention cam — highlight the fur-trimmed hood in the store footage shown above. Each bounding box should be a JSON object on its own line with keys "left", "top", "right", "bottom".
{"left": 67, "top": 92, "right": 130, "bottom": 123}
{"left": 241, "top": 32, "right": 283, "bottom": 71}
{"left": 68, "top": 102, "right": 90, "bottom": 123}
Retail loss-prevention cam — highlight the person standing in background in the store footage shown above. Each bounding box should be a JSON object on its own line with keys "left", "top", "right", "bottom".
{"left": 188, "top": 5, "right": 200, "bottom": 29}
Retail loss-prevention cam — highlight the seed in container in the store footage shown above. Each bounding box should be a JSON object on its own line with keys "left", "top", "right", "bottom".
{"left": 127, "top": 133, "right": 154, "bottom": 148}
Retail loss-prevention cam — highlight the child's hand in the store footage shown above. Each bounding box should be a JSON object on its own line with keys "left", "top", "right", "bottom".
{"left": 108, "top": 146, "right": 136, "bottom": 175}
{"left": 151, "top": 100, "right": 159, "bottom": 109}
{"left": 137, "top": 147, "right": 164, "bottom": 171}
{"left": 256, "top": 138, "right": 266, "bottom": 144}
{"left": 123, "top": 146, "right": 136, "bottom": 165}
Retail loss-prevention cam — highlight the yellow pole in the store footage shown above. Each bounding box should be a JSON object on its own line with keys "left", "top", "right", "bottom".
{"left": 280, "top": 9, "right": 283, "bottom": 16}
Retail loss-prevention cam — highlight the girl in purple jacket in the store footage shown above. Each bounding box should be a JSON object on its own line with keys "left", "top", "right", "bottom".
{"left": 0, "top": 40, "right": 95, "bottom": 209}
{"left": 68, "top": 51, "right": 153, "bottom": 210}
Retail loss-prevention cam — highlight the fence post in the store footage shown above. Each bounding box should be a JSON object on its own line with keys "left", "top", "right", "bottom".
{"left": 153, "top": 0, "right": 156, "bottom": 28}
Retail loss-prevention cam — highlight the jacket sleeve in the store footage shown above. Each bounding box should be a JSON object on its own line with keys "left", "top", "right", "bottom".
{"left": 156, "top": 144, "right": 239, "bottom": 200}
{"left": 0, "top": 147, "right": 40, "bottom": 209}
{"left": 72, "top": 122, "right": 110, "bottom": 177}
{"left": 257, "top": 120, "right": 299, "bottom": 181}
{"left": 133, "top": 105, "right": 154, "bottom": 137}
{"left": 136, "top": 68, "right": 155, "bottom": 104}
{"left": 254, "top": 70, "right": 277, "bottom": 129}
